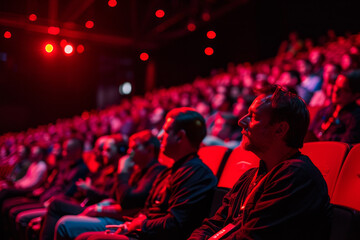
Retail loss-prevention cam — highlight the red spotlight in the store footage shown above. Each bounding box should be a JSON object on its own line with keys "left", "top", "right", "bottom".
{"left": 45, "top": 43, "right": 54, "bottom": 53}
{"left": 108, "top": 0, "right": 117, "bottom": 7}
{"left": 29, "top": 14, "right": 37, "bottom": 22}
{"left": 77, "top": 44, "right": 85, "bottom": 54}
{"left": 155, "top": 9, "right": 165, "bottom": 18}
{"left": 204, "top": 47, "right": 214, "bottom": 56}
{"left": 64, "top": 44, "right": 74, "bottom": 55}
{"left": 60, "top": 39, "right": 67, "bottom": 48}
{"left": 4, "top": 31, "right": 11, "bottom": 39}
{"left": 85, "top": 20, "right": 94, "bottom": 29}
{"left": 207, "top": 30, "right": 216, "bottom": 39}
{"left": 48, "top": 26, "right": 60, "bottom": 35}
{"left": 202, "top": 12, "right": 211, "bottom": 21}
{"left": 140, "top": 52, "right": 149, "bottom": 61}
{"left": 187, "top": 23, "right": 196, "bottom": 32}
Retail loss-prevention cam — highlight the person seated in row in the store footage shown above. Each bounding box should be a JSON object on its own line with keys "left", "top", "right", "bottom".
{"left": 43, "top": 130, "right": 166, "bottom": 240}
{"left": 74, "top": 107, "right": 217, "bottom": 240}
{"left": 308, "top": 69, "right": 360, "bottom": 144}
{"left": 4, "top": 138, "right": 89, "bottom": 240}
{"left": 189, "top": 87, "right": 331, "bottom": 240}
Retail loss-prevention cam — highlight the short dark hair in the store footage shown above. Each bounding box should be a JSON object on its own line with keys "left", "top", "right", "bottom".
{"left": 165, "top": 107, "right": 206, "bottom": 149}
{"left": 130, "top": 130, "right": 160, "bottom": 157}
{"left": 265, "top": 86, "right": 310, "bottom": 148}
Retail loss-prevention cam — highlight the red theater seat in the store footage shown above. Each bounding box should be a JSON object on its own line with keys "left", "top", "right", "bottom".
{"left": 331, "top": 144, "right": 360, "bottom": 211}
{"left": 300, "top": 141, "right": 350, "bottom": 197}
{"left": 217, "top": 146, "right": 259, "bottom": 189}
{"left": 198, "top": 145, "right": 231, "bottom": 178}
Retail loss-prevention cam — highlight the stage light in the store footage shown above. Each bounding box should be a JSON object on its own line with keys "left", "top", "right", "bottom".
{"left": 140, "top": 52, "right": 149, "bottom": 61}
{"left": 64, "top": 44, "right": 74, "bottom": 55}
{"left": 187, "top": 23, "right": 196, "bottom": 32}
{"left": 202, "top": 12, "right": 211, "bottom": 22}
{"left": 4, "top": 31, "right": 11, "bottom": 39}
{"left": 108, "top": 0, "right": 117, "bottom": 7}
{"left": 45, "top": 43, "right": 54, "bottom": 53}
{"left": 29, "top": 14, "right": 37, "bottom": 22}
{"left": 77, "top": 44, "right": 85, "bottom": 54}
{"left": 119, "top": 82, "right": 132, "bottom": 95}
{"left": 207, "top": 30, "right": 216, "bottom": 39}
{"left": 85, "top": 20, "right": 94, "bottom": 29}
{"left": 204, "top": 47, "right": 214, "bottom": 56}
{"left": 155, "top": 9, "right": 165, "bottom": 18}
{"left": 48, "top": 26, "right": 60, "bottom": 35}
{"left": 60, "top": 39, "right": 67, "bottom": 47}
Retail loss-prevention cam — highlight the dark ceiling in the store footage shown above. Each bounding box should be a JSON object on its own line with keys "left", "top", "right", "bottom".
{"left": 0, "top": 0, "right": 248, "bottom": 51}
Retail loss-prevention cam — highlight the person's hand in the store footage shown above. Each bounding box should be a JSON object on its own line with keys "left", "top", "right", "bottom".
{"left": 125, "top": 213, "right": 147, "bottom": 233}
{"left": 106, "top": 222, "right": 130, "bottom": 234}
{"left": 79, "top": 204, "right": 98, "bottom": 217}
{"left": 117, "top": 155, "right": 134, "bottom": 174}
{"left": 76, "top": 177, "right": 92, "bottom": 190}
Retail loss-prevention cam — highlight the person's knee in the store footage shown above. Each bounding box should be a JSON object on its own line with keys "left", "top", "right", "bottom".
{"left": 55, "top": 216, "right": 77, "bottom": 238}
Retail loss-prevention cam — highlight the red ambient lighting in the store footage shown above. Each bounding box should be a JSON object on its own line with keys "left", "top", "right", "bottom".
{"left": 155, "top": 9, "right": 165, "bottom": 18}
{"left": 29, "top": 14, "right": 37, "bottom": 22}
{"left": 77, "top": 44, "right": 85, "bottom": 54}
{"left": 45, "top": 44, "right": 54, "bottom": 53}
{"left": 108, "top": 0, "right": 117, "bottom": 7}
{"left": 85, "top": 20, "right": 94, "bottom": 29}
{"left": 60, "top": 39, "right": 67, "bottom": 48}
{"left": 204, "top": 47, "right": 214, "bottom": 56}
{"left": 48, "top": 26, "right": 60, "bottom": 35}
{"left": 140, "top": 52, "right": 149, "bottom": 61}
{"left": 207, "top": 30, "right": 216, "bottom": 39}
{"left": 187, "top": 23, "right": 196, "bottom": 32}
{"left": 4, "top": 31, "right": 11, "bottom": 39}
{"left": 64, "top": 44, "right": 74, "bottom": 55}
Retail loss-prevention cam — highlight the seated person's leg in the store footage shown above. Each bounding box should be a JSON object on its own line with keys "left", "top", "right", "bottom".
{"left": 55, "top": 215, "right": 123, "bottom": 240}
{"left": 16, "top": 208, "right": 47, "bottom": 240}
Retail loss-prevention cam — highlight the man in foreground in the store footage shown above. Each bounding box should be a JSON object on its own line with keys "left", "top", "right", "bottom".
{"left": 73, "top": 107, "right": 218, "bottom": 240}
{"left": 189, "top": 87, "right": 331, "bottom": 240}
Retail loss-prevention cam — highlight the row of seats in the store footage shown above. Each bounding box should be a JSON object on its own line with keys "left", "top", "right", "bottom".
{"left": 198, "top": 141, "right": 360, "bottom": 211}
{"left": 198, "top": 142, "right": 360, "bottom": 240}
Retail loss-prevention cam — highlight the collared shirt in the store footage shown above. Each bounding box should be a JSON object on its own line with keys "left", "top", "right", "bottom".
{"left": 189, "top": 153, "right": 331, "bottom": 240}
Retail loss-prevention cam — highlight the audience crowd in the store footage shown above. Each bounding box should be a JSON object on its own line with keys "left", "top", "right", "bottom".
{"left": 0, "top": 29, "right": 359, "bottom": 239}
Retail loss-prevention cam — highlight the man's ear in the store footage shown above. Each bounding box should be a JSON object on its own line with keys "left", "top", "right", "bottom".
{"left": 275, "top": 121, "right": 289, "bottom": 138}
{"left": 177, "top": 129, "right": 186, "bottom": 142}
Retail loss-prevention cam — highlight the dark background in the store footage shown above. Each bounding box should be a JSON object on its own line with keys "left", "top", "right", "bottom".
{"left": 1, "top": 0, "right": 360, "bottom": 134}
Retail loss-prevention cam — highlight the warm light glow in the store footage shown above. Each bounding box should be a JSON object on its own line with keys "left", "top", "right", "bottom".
{"left": 29, "top": 14, "right": 37, "bottom": 22}
{"left": 204, "top": 47, "right": 214, "bottom": 56}
{"left": 48, "top": 26, "right": 60, "bottom": 35}
{"left": 4, "top": 31, "right": 11, "bottom": 39}
{"left": 187, "top": 23, "right": 196, "bottom": 32}
{"left": 202, "top": 12, "right": 211, "bottom": 21}
{"left": 207, "top": 30, "right": 216, "bottom": 39}
{"left": 60, "top": 39, "right": 67, "bottom": 47}
{"left": 81, "top": 111, "right": 90, "bottom": 120}
{"left": 119, "top": 82, "right": 132, "bottom": 95}
{"left": 140, "top": 52, "right": 149, "bottom": 61}
{"left": 155, "top": 9, "right": 165, "bottom": 18}
{"left": 45, "top": 44, "right": 54, "bottom": 53}
{"left": 85, "top": 20, "right": 94, "bottom": 29}
{"left": 108, "top": 0, "right": 117, "bottom": 7}
{"left": 77, "top": 44, "right": 85, "bottom": 54}
{"left": 64, "top": 44, "right": 74, "bottom": 55}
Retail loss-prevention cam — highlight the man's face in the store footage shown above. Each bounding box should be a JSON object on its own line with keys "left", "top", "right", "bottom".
{"left": 101, "top": 139, "right": 118, "bottom": 165}
{"left": 157, "top": 118, "right": 178, "bottom": 159}
{"left": 332, "top": 75, "right": 357, "bottom": 106}
{"left": 238, "top": 96, "right": 275, "bottom": 154}
{"left": 128, "top": 139, "right": 148, "bottom": 166}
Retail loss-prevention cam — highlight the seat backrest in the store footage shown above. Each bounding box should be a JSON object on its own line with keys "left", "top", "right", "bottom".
{"left": 198, "top": 145, "right": 231, "bottom": 178}
{"left": 217, "top": 145, "right": 259, "bottom": 188}
{"left": 331, "top": 144, "right": 360, "bottom": 211}
{"left": 300, "top": 141, "right": 349, "bottom": 197}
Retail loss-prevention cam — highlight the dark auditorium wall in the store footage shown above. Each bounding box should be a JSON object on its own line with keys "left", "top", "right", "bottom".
{"left": 1, "top": 0, "right": 360, "bottom": 134}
